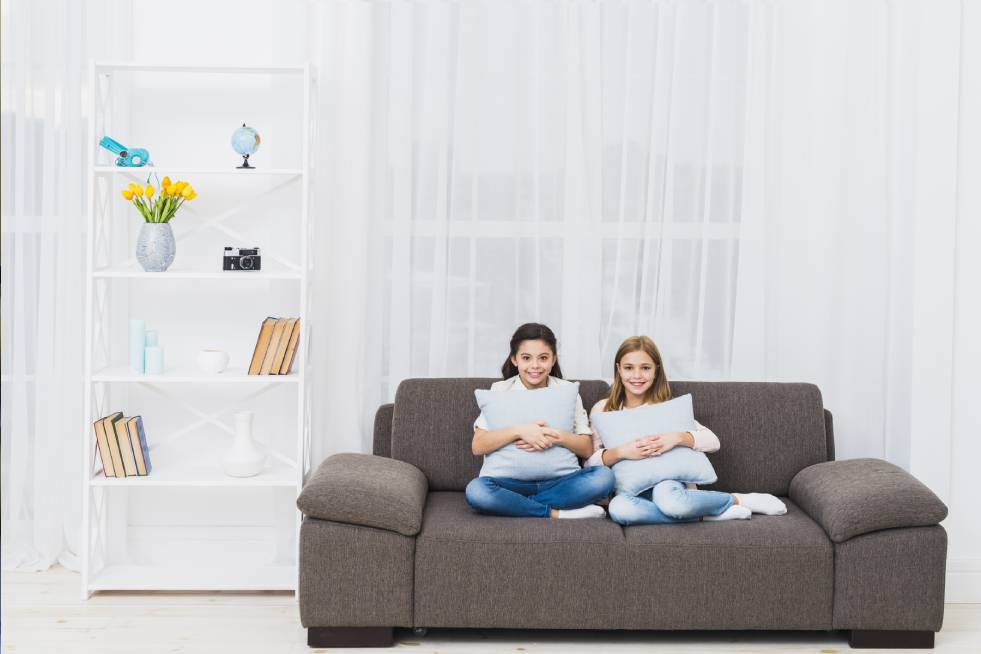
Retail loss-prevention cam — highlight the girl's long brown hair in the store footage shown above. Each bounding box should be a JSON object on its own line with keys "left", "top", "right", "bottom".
{"left": 604, "top": 336, "right": 672, "bottom": 411}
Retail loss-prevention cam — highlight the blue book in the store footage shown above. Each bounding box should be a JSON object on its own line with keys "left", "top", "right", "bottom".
{"left": 126, "top": 416, "right": 152, "bottom": 476}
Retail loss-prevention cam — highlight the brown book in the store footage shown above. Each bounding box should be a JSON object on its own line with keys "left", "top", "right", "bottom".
{"left": 279, "top": 318, "right": 301, "bottom": 375}
{"left": 248, "top": 317, "right": 278, "bottom": 375}
{"left": 260, "top": 318, "right": 289, "bottom": 375}
{"left": 101, "top": 412, "right": 125, "bottom": 478}
{"left": 93, "top": 415, "right": 117, "bottom": 477}
{"left": 270, "top": 318, "right": 298, "bottom": 375}
{"left": 113, "top": 417, "right": 139, "bottom": 476}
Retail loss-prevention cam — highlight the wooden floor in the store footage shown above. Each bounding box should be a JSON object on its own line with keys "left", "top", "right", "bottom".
{"left": 3, "top": 566, "right": 980, "bottom": 653}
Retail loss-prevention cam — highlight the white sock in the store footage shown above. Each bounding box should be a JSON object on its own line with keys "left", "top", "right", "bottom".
{"left": 556, "top": 504, "right": 606, "bottom": 519}
{"left": 733, "top": 493, "right": 787, "bottom": 515}
{"left": 703, "top": 504, "right": 752, "bottom": 521}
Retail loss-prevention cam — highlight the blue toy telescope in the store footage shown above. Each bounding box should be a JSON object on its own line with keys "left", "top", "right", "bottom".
{"left": 99, "top": 136, "right": 150, "bottom": 167}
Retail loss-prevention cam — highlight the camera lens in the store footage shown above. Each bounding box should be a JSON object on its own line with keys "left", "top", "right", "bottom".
{"left": 241, "top": 256, "right": 253, "bottom": 270}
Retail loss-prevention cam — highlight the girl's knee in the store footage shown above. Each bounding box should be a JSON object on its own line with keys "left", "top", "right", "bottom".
{"left": 651, "top": 481, "right": 690, "bottom": 519}
{"left": 465, "top": 477, "right": 494, "bottom": 509}
{"left": 588, "top": 466, "right": 616, "bottom": 493}
{"left": 607, "top": 495, "right": 635, "bottom": 525}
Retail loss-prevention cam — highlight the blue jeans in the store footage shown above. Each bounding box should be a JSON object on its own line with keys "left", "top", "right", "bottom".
{"left": 607, "top": 479, "right": 733, "bottom": 525}
{"left": 465, "top": 466, "right": 615, "bottom": 518}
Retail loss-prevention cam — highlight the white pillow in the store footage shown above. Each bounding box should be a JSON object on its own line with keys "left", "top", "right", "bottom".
{"left": 590, "top": 394, "right": 717, "bottom": 496}
{"left": 475, "top": 383, "right": 582, "bottom": 481}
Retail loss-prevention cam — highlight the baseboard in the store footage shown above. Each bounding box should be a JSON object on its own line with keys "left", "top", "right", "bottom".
{"left": 946, "top": 557, "right": 981, "bottom": 603}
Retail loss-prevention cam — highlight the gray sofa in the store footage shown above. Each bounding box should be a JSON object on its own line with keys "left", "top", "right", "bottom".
{"left": 296, "top": 379, "right": 949, "bottom": 649}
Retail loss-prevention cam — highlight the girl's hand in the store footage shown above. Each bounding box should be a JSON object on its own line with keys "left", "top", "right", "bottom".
{"left": 513, "top": 421, "right": 553, "bottom": 451}
{"left": 614, "top": 439, "right": 650, "bottom": 461}
{"left": 642, "top": 432, "right": 689, "bottom": 457}
{"left": 541, "top": 427, "right": 566, "bottom": 447}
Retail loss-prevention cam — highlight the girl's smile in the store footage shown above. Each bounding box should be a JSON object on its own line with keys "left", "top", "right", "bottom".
{"left": 617, "top": 350, "right": 657, "bottom": 403}
{"left": 511, "top": 339, "right": 555, "bottom": 389}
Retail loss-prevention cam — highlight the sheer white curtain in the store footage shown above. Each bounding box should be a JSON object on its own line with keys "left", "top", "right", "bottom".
{"left": 731, "top": 0, "right": 979, "bottom": 466}
{"left": 312, "top": 0, "right": 751, "bottom": 459}
{"left": 311, "top": 0, "right": 977, "bottom": 470}
{"left": 1, "top": 0, "right": 128, "bottom": 570}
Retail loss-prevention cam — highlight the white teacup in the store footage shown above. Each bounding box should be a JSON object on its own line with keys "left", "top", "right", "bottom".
{"left": 197, "top": 348, "right": 230, "bottom": 374}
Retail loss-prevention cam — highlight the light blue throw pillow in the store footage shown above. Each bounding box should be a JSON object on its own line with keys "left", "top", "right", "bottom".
{"left": 590, "top": 394, "right": 717, "bottom": 496}
{"left": 475, "top": 382, "right": 582, "bottom": 481}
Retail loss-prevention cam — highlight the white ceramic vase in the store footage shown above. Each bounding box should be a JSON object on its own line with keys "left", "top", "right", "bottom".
{"left": 223, "top": 411, "right": 265, "bottom": 477}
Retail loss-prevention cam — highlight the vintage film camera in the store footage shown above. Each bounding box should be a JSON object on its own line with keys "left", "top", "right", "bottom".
{"left": 223, "top": 247, "right": 262, "bottom": 271}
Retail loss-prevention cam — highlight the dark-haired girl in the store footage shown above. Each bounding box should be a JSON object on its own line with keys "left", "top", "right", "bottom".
{"left": 465, "top": 323, "right": 615, "bottom": 519}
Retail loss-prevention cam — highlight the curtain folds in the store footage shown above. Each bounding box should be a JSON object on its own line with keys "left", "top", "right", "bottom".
{"left": 312, "top": 0, "right": 754, "bottom": 463}
{"left": 1, "top": 0, "right": 128, "bottom": 570}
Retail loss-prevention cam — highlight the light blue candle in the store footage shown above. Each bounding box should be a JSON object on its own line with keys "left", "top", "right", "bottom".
{"left": 145, "top": 346, "right": 164, "bottom": 375}
{"left": 130, "top": 319, "right": 146, "bottom": 375}
{"left": 145, "top": 330, "right": 159, "bottom": 347}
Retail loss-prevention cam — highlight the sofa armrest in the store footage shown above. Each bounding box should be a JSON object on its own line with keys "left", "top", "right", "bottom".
{"left": 297, "top": 453, "right": 428, "bottom": 536}
{"left": 789, "top": 458, "right": 947, "bottom": 543}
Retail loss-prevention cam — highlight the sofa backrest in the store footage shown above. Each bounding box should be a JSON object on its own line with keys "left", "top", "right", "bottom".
{"left": 388, "top": 378, "right": 611, "bottom": 491}
{"left": 381, "top": 378, "right": 831, "bottom": 495}
{"left": 671, "top": 381, "right": 830, "bottom": 495}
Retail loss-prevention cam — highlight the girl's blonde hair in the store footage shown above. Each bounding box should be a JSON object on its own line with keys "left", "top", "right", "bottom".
{"left": 604, "top": 336, "right": 672, "bottom": 411}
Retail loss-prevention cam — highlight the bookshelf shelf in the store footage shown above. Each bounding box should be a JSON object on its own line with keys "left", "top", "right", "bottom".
{"left": 93, "top": 268, "right": 302, "bottom": 280}
{"left": 90, "top": 457, "right": 296, "bottom": 487}
{"left": 91, "top": 366, "right": 301, "bottom": 383}
{"left": 94, "top": 166, "right": 304, "bottom": 177}
{"left": 81, "top": 62, "right": 313, "bottom": 597}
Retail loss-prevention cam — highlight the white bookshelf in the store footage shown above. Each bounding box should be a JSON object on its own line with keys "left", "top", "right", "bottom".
{"left": 81, "top": 62, "right": 313, "bottom": 597}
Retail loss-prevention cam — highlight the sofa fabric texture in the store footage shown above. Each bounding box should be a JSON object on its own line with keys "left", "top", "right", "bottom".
{"left": 414, "top": 491, "right": 626, "bottom": 629}
{"left": 296, "top": 452, "right": 428, "bottom": 536}
{"left": 373, "top": 403, "right": 394, "bottom": 458}
{"left": 832, "top": 525, "right": 947, "bottom": 631}
{"left": 620, "top": 497, "right": 833, "bottom": 630}
{"left": 414, "top": 492, "right": 833, "bottom": 630}
{"left": 789, "top": 458, "right": 949, "bottom": 543}
{"left": 299, "top": 519, "right": 415, "bottom": 628}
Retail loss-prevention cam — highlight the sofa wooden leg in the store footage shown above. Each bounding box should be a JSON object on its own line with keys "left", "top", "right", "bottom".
{"left": 849, "top": 630, "right": 935, "bottom": 649}
{"left": 307, "top": 627, "right": 394, "bottom": 648}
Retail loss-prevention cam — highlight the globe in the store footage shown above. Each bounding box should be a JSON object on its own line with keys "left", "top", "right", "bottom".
{"left": 231, "top": 124, "right": 261, "bottom": 168}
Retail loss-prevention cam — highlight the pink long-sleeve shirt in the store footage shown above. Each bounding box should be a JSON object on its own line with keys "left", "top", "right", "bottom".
{"left": 583, "top": 399, "right": 720, "bottom": 488}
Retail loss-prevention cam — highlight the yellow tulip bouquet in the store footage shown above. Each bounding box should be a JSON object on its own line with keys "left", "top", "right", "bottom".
{"left": 121, "top": 176, "right": 197, "bottom": 223}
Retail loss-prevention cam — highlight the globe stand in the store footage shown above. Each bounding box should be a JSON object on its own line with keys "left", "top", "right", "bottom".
{"left": 237, "top": 154, "right": 254, "bottom": 169}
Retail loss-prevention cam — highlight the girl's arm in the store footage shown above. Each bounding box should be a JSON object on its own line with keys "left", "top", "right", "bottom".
{"left": 472, "top": 422, "right": 552, "bottom": 455}
{"left": 643, "top": 421, "right": 720, "bottom": 456}
{"left": 689, "top": 421, "right": 721, "bottom": 452}
{"left": 542, "top": 430, "right": 594, "bottom": 458}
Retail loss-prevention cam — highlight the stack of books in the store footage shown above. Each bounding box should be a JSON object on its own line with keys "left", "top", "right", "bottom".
{"left": 248, "top": 317, "right": 301, "bottom": 375}
{"left": 92, "top": 413, "right": 152, "bottom": 478}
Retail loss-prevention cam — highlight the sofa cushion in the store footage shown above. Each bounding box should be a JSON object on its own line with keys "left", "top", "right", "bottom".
{"left": 413, "top": 492, "right": 834, "bottom": 630}
{"left": 414, "top": 491, "right": 626, "bottom": 629}
{"left": 619, "top": 498, "right": 834, "bottom": 629}
{"left": 391, "top": 378, "right": 611, "bottom": 491}
{"left": 671, "top": 381, "right": 829, "bottom": 495}
{"left": 476, "top": 382, "right": 582, "bottom": 481}
{"left": 591, "top": 394, "right": 717, "bottom": 494}
{"left": 789, "top": 458, "right": 949, "bottom": 542}
{"left": 296, "top": 453, "right": 428, "bottom": 536}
